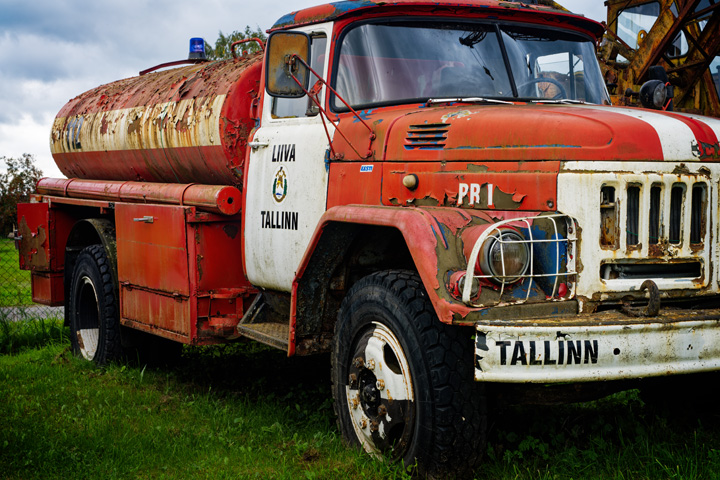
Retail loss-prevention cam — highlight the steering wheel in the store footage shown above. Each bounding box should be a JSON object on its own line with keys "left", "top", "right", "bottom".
{"left": 517, "top": 77, "right": 568, "bottom": 100}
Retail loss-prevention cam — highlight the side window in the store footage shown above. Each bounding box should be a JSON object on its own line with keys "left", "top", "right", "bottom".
{"left": 616, "top": 1, "right": 691, "bottom": 59}
{"left": 617, "top": 2, "right": 660, "bottom": 50}
{"left": 272, "top": 34, "right": 327, "bottom": 118}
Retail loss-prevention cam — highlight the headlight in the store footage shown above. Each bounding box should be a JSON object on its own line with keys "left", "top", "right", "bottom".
{"left": 478, "top": 227, "right": 530, "bottom": 284}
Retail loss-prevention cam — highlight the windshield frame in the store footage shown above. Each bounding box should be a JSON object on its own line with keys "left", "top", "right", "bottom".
{"left": 329, "top": 16, "right": 609, "bottom": 112}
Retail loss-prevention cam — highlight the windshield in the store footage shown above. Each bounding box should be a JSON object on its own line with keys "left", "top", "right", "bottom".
{"left": 333, "top": 20, "right": 609, "bottom": 109}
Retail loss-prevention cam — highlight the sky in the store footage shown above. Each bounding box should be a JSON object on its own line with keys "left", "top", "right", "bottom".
{"left": 0, "top": 0, "right": 605, "bottom": 178}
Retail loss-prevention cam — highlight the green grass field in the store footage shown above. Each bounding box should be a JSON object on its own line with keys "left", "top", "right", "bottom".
{"left": 0, "top": 238, "right": 32, "bottom": 307}
{"left": 2, "top": 322, "right": 720, "bottom": 480}
{"left": 2, "top": 237, "right": 720, "bottom": 478}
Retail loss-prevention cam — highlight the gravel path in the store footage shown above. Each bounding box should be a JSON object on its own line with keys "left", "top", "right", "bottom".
{"left": 1, "top": 305, "right": 64, "bottom": 321}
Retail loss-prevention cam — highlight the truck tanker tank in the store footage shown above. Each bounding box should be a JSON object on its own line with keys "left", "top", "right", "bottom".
{"left": 50, "top": 52, "right": 263, "bottom": 187}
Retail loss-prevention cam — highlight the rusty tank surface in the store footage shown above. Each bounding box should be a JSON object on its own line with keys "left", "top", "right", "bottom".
{"left": 50, "top": 53, "right": 263, "bottom": 187}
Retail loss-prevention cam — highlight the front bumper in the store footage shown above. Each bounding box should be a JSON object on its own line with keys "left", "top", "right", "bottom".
{"left": 475, "top": 308, "right": 720, "bottom": 383}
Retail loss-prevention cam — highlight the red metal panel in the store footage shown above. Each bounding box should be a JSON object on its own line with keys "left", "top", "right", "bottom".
{"left": 120, "top": 288, "right": 192, "bottom": 340}
{"left": 17, "top": 203, "right": 51, "bottom": 271}
{"left": 116, "top": 203, "right": 193, "bottom": 342}
{"left": 329, "top": 104, "right": 667, "bottom": 163}
{"left": 17, "top": 202, "right": 73, "bottom": 273}
{"left": 115, "top": 204, "right": 254, "bottom": 344}
{"left": 326, "top": 162, "right": 383, "bottom": 207}
{"left": 116, "top": 204, "right": 190, "bottom": 296}
{"left": 380, "top": 162, "right": 559, "bottom": 211}
{"left": 190, "top": 220, "right": 250, "bottom": 292}
{"left": 51, "top": 146, "right": 230, "bottom": 186}
{"left": 31, "top": 273, "right": 64, "bottom": 306}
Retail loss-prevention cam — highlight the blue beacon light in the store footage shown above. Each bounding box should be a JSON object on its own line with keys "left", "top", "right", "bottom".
{"left": 189, "top": 37, "right": 206, "bottom": 60}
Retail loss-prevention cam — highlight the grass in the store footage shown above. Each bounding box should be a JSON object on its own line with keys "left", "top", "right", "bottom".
{"left": 0, "top": 238, "right": 32, "bottom": 307}
{"left": 482, "top": 391, "right": 720, "bottom": 479}
{"left": 0, "top": 313, "right": 66, "bottom": 354}
{"left": 0, "top": 329, "right": 410, "bottom": 480}
{"left": 2, "top": 321, "right": 720, "bottom": 479}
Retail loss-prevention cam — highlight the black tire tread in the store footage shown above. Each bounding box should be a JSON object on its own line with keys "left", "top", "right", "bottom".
{"left": 69, "top": 244, "right": 121, "bottom": 364}
{"left": 332, "top": 270, "right": 485, "bottom": 479}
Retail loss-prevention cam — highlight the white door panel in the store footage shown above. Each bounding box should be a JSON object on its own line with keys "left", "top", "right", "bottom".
{"left": 245, "top": 119, "right": 331, "bottom": 291}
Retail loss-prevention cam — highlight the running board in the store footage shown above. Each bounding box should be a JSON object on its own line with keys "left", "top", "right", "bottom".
{"left": 235, "top": 322, "right": 289, "bottom": 350}
{"left": 232, "top": 293, "right": 290, "bottom": 350}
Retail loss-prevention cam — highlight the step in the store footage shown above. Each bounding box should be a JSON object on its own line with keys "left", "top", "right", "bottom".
{"left": 236, "top": 322, "right": 289, "bottom": 350}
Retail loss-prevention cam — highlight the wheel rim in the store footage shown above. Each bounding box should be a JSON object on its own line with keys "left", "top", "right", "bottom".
{"left": 75, "top": 275, "right": 100, "bottom": 360}
{"left": 346, "top": 322, "right": 415, "bottom": 457}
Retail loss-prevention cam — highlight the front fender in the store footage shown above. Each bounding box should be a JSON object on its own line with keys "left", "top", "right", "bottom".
{"left": 290, "top": 205, "right": 492, "bottom": 355}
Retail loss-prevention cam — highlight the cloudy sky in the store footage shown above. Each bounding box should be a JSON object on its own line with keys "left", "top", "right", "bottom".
{"left": 0, "top": 0, "right": 605, "bottom": 178}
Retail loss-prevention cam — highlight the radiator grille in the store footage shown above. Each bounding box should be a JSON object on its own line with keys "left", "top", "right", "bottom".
{"left": 600, "top": 177, "right": 708, "bottom": 280}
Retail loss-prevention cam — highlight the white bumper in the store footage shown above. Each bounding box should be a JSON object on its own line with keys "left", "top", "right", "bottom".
{"left": 475, "top": 312, "right": 720, "bottom": 383}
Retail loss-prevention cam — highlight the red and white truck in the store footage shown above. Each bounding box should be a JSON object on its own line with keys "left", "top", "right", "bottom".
{"left": 15, "top": 0, "right": 720, "bottom": 476}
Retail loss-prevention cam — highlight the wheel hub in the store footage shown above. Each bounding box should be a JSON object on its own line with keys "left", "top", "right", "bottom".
{"left": 359, "top": 370, "right": 380, "bottom": 414}
{"left": 346, "top": 322, "right": 415, "bottom": 457}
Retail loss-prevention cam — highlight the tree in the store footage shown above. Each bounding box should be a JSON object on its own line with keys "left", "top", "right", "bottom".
{"left": 0, "top": 154, "right": 43, "bottom": 236}
{"left": 204, "top": 26, "right": 267, "bottom": 61}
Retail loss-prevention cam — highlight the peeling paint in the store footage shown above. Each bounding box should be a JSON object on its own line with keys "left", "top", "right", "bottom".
{"left": 17, "top": 217, "right": 48, "bottom": 269}
{"left": 51, "top": 53, "right": 262, "bottom": 186}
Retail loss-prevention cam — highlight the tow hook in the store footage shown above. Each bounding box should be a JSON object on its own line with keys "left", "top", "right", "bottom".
{"left": 621, "top": 280, "right": 661, "bottom": 317}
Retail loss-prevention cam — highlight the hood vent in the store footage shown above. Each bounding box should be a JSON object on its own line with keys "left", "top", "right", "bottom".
{"left": 405, "top": 123, "right": 449, "bottom": 150}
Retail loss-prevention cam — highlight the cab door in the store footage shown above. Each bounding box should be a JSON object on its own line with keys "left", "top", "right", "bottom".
{"left": 244, "top": 28, "right": 331, "bottom": 291}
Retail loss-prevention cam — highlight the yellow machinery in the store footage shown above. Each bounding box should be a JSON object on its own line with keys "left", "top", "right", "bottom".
{"left": 600, "top": 0, "right": 720, "bottom": 116}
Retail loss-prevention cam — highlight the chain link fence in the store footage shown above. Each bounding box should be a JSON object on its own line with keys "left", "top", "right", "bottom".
{"left": 1, "top": 238, "right": 63, "bottom": 322}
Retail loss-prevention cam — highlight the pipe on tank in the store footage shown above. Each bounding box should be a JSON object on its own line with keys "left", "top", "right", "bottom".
{"left": 37, "top": 178, "right": 241, "bottom": 216}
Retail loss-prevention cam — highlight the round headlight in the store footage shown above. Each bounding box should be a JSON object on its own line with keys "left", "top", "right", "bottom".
{"left": 639, "top": 79, "right": 667, "bottom": 109}
{"left": 479, "top": 228, "right": 530, "bottom": 284}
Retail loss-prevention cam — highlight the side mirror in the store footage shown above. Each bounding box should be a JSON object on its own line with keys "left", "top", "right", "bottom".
{"left": 265, "top": 32, "right": 311, "bottom": 98}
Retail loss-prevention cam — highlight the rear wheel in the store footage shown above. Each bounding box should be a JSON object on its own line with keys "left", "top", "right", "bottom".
{"left": 331, "top": 270, "right": 486, "bottom": 478}
{"left": 68, "top": 244, "right": 121, "bottom": 365}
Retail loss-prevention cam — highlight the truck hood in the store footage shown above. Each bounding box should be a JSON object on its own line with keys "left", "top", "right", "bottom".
{"left": 333, "top": 103, "right": 720, "bottom": 163}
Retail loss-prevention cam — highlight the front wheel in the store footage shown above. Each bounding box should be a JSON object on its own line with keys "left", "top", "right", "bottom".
{"left": 68, "top": 244, "right": 122, "bottom": 365}
{"left": 331, "top": 270, "right": 486, "bottom": 478}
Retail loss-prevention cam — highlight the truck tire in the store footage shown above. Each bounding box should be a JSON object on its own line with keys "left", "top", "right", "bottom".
{"left": 331, "top": 270, "right": 486, "bottom": 478}
{"left": 68, "top": 244, "right": 121, "bottom": 365}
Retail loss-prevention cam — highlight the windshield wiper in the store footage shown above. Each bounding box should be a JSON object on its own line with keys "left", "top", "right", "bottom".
{"left": 531, "top": 99, "right": 588, "bottom": 105}
{"left": 426, "top": 97, "right": 516, "bottom": 106}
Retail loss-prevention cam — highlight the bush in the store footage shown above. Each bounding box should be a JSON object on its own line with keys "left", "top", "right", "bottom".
{"left": 0, "top": 154, "right": 43, "bottom": 237}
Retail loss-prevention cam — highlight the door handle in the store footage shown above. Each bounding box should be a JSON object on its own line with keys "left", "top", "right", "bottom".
{"left": 249, "top": 140, "right": 269, "bottom": 150}
{"left": 133, "top": 216, "right": 154, "bottom": 223}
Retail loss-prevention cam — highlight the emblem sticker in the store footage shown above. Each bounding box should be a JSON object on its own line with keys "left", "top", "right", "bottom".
{"left": 272, "top": 166, "right": 288, "bottom": 203}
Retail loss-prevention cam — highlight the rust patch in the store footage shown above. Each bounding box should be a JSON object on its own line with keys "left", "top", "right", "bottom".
{"left": 127, "top": 112, "right": 142, "bottom": 135}
{"left": 493, "top": 186, "right": 525, "bottom": 209}
{"left": 17, "top": 217, "right": 48, "bottom": 269}
{"left": 408, "top": 196, "right": 440, "bottom": 207}
{"left": 100, "top": 115, "right": 110, "bottom": 135}
{"left": 672, "top": 163, "right": 691, "bottom": 175}
{"left": 466, "top": 164, "right": 490, "bottom": 173}
{"left": 648, "top": 243, "right": 666, "bottom": 257}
